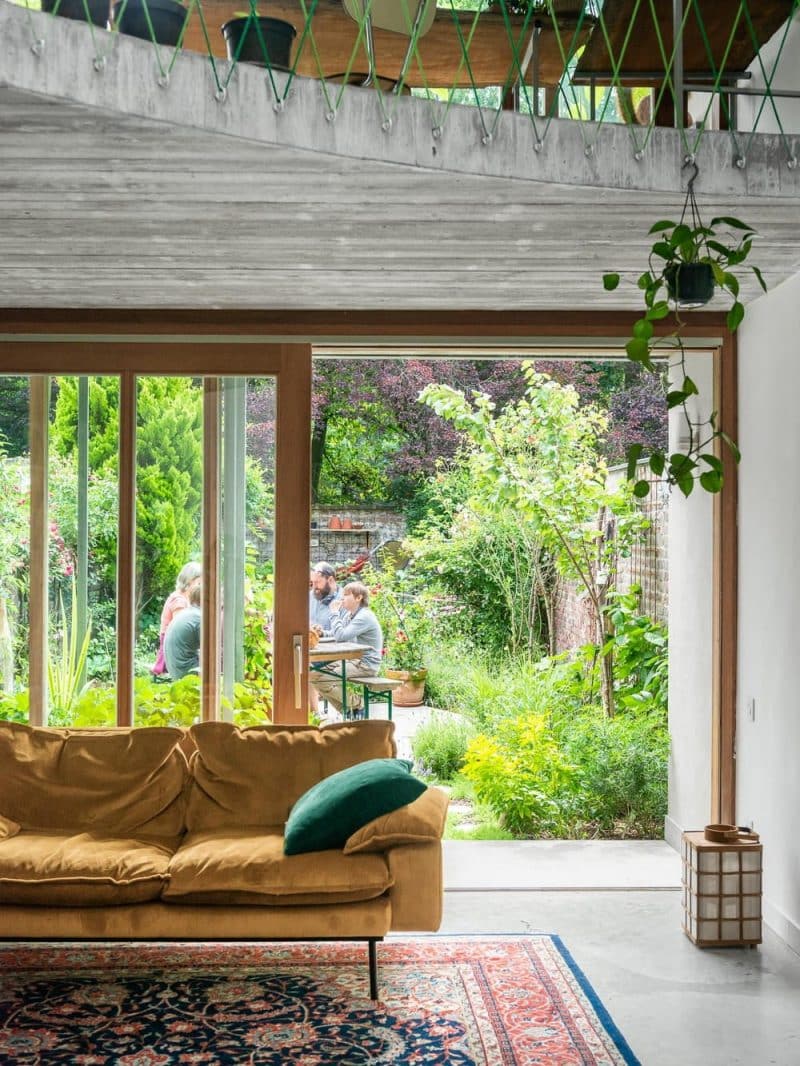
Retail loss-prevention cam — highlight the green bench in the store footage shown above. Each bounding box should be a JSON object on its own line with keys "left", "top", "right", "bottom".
{"left": 345, "top": 676, "right": 404, "bottom": 722}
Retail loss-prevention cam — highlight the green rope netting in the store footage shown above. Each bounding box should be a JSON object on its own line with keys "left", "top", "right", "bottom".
{"left": 11, "top": 0, "right": 800, "bottom": 166}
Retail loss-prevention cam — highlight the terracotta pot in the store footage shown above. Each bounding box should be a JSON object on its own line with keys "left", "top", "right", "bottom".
{"left": 386, "top": 668, "right": 427, "bottom": 707}
{"left": 328, "top": 515, "right": 342, "bottom": 530}
{"left": 341, "top": 517, "right": 353, "bottom": 530}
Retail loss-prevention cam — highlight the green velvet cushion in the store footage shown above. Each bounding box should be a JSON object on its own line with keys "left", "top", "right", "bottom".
{"left": 283, "top": 758, "right": 427, "bottom": 856}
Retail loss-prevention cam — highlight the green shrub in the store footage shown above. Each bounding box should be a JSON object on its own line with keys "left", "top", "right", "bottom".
{"left": 411, "top": 712, "right": 474, "bottom": 780}
{"left": 554, "top": 708, "right": 668, "bottom": 836}
{"left": 462, "top": 714, "right": 576, "bottom": 836}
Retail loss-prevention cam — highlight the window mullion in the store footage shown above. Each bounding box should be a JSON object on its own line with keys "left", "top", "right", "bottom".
{"left": 116, "top": 372, "right": 137, "bottom": 727}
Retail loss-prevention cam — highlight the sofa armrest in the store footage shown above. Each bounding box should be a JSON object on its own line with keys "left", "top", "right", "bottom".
{"left": 385, "top": 840, "right": 444, "bottom": 931}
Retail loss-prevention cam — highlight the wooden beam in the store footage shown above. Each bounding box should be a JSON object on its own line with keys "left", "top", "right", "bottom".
{"left": 28, "top": 376, "right": 48, "bottom": 727}
{"left": 0, "top": 307, "right": 731, "bottom": 340}
{"left": 116, "top": 372, "right": 136, "bottom": 727}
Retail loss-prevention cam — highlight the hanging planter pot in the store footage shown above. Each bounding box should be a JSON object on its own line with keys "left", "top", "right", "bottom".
{"left": 221, "top": 16, "right": 297, "bottom": 69}
{"left": 112, "top": 0, "right": 188, "bottom": 46}
{"left": 665, "top": 262, "right": 715, "bottom": 309}
{"left": 41, "top": 0, "right": 109, "bottom": 26}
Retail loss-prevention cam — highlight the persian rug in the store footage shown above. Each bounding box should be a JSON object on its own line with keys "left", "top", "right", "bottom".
{"left": 0, "top": 935, "right": 640, "bottom": 1065}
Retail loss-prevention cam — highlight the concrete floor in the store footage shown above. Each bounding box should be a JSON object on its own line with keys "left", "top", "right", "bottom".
{"left": 383, "top": 708, "right": 800, "bottom": 1065}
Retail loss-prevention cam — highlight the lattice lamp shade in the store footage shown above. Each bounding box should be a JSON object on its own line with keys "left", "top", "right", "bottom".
{"left": 681, "top": 829, "right": 762, "bottom": 947}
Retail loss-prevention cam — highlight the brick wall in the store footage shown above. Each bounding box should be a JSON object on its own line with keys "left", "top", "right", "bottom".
{"left": 255, "top": 506, "right": 407, "bottom": 568}
{"left": 552, "top": 462, "right": 669, "bottom": 654}
{"left": 310, "top": 507, "right": 407, "bottom": 567}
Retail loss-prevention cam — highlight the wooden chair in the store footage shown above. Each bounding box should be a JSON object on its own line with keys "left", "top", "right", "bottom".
{"left": 342, "top": 0, "right": 437, "bottom": 91}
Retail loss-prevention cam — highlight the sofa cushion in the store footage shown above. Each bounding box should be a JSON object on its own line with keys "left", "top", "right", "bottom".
{"left": 163, "top": 828, "right": 392, "bottom": 905}
{"left": 0, "top": 830, "right": 176, "bottom": 905}
{"left": 186, "top": 720, "right": 396, "bottom": 831}
{"left": 284, "top": 758, "right": 427, "bottom": 856}
{"left": 0, "top": 814, "right": 20, "bottom": 841}
{"left": 343, "top": 785, "right": 450, "bottom": 854}
{"left": 0, "top": 722, "right": 189, "bottom": 836}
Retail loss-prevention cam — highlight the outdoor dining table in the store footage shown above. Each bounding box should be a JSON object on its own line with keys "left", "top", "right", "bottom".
{"left": 309, "top": 640, "right": 366, "bottom": 714}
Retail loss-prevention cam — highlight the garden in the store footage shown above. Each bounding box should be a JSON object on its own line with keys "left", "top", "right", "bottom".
{"left": 0, "top": 358, "right": 669, "bottom": 839}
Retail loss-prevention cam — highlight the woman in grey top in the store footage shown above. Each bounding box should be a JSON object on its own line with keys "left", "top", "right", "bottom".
{"left": 311, "top": 581, "right": 383, "bottom": 715}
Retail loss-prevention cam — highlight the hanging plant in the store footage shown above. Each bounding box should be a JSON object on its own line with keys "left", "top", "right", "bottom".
{"left": 602, "top": 159, "right": 766, "bottom": 497}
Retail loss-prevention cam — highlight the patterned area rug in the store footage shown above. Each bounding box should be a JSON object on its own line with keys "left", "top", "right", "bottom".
{"left": 0, "top": 935, "right": 639, "bottom": 1065}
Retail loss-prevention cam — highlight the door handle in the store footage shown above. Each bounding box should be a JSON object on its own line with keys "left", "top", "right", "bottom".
{"left": 293, "top": 634, "right": 304, "bottom": 710}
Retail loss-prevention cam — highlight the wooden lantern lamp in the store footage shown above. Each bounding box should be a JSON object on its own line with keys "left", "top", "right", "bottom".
{"left": 681, "top": 825, "right": 762, "bottom": 947}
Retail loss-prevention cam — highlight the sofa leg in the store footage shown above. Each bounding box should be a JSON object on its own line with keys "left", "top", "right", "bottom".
{"left": 368, "top": 938, "right": 378, "bottom": 1000}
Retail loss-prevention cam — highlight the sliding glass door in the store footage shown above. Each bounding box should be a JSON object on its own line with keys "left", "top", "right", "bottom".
{"left": 0, "top": 341, "right": 311, "bottom": 726}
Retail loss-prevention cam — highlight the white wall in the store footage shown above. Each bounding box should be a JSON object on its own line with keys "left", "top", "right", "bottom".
{"left": 738, "top": 10, "right": 800, "bottom": 135}
{"left": 738, "top": 269, "right": 800, "bottom": 953}
{"left": 665, "top": 353, "right": 714, "bottom": 850}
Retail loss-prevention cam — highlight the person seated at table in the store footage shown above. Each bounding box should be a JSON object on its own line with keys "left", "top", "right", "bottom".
{"left": 164, "top": 580, "right": 202, "bottom": 680}
{"left": 310, "top": 581, "right": 383, "bottom": 717}
{"left": 309, "top": 561, "right": 340, "bottom": 632}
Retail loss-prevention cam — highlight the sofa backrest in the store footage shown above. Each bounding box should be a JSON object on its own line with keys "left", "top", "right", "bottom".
{"left": 0, "top": 722, "right": 189, "bottom": 837}
{"left": 186, "top": 720, "right": 397, "bottom": 831}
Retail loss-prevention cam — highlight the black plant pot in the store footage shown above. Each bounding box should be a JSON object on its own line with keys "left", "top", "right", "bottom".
{"left": 41, "top": 0, "right": 109, "bottom": 25}
{"left": 221, "top": 16, "right": 297, "bottom": 69}
{"left": 112, "top": 0, "right": 188, "bottom": 46}
{"left": 665, "top": 262, "right": 715, "bottom": 308}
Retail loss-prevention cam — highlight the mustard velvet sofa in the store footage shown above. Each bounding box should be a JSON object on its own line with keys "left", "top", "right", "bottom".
{"left": 0, "top": 719, "right": 448, "bottom": 997}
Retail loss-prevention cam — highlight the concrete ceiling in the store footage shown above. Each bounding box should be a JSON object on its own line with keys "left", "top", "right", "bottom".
{"left": 1, "top": 4, "right": 799, "bottom": 313}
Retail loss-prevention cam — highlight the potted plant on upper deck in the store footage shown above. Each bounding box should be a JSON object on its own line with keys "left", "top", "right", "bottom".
{"left": 111, "top": 0, "right": 189, "bottom": 46}
{"left": 41, "top": 0, "right": 110, "bottom": 27}
{"left": 221, "top": 10, "right": 297, "bottom": 69}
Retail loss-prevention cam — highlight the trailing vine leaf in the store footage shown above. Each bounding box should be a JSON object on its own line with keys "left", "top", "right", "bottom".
{"left": 604, "top": 160, "right": 766, "bottom": 496}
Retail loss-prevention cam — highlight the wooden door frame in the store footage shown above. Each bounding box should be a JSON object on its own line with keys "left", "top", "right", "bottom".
{"left": 0, "top": 310, "right": 735, "bottom": 818}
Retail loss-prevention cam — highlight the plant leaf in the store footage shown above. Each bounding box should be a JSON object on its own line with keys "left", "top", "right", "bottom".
{"left": 709, "top": 215, "right": 756, "bottom": 233}
{"left": 700, "top": 470, "right": 723, "bottom": 493}
{"left": 666, "top": 390, "right": 686, "bottom": 409}
{"left": 676, "top": 474, "right": 695, "bottom": 497}
{"left": 752, "top": 264, "right": 768, "bottom": 292}
{"left": 719, "top": 431, "right": 741, "bottom": 463}
{"left": 651, "top": 240, "right": 674, "bottom": 260}
{"left": 723, "top": 273, "right": 740, "bottom": 297}
{"left": 649, "top": 451, "right": 665, "bottom": 476}
{"left": 727, "top": 301, "right": 745, "bottom": 331}
{"left": 602, "top": 272, "right": 620, "bottom": 291}
{"left": 670, "top": 224, "right": 692, "bottom": 248}
{"left": 700, "top": 453, "right": 723, "bottom": 474}
{"left": 648, "top": 219, "right": 677, "bottom": 233}
{"left": 645, "top": 301, "right": 671, "bottom": 320}
{"left": 626, "top": 442, "right": 643, "bottom": 480}
{"left": 625, "top": 337, "right": 650, "bottom": 363}
{"left": 633, "top": 480, "right": 651, "bottom": 498}
{"left": 682, "top": 376, "right": 698, "bottom": 395}
{"left": 633, "top": 318, "right": 654, "bottom": 340}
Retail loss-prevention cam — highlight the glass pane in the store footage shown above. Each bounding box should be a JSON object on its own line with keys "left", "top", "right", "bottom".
{"left": 135, "top": 376, "right": 203, "bottom": 727}
{"left": 0, "top": 376, "right": 31, "bottom": 721}
{"left": 221, "top": 376, "right": 275, "bottom": 725}
{"left": 47, "top": 376, "right": 120, "bottom": 726}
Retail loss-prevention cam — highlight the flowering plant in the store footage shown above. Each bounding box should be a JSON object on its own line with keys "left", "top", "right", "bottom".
{"left": 363, "top": 563, "right": 431, "bottom": 679}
